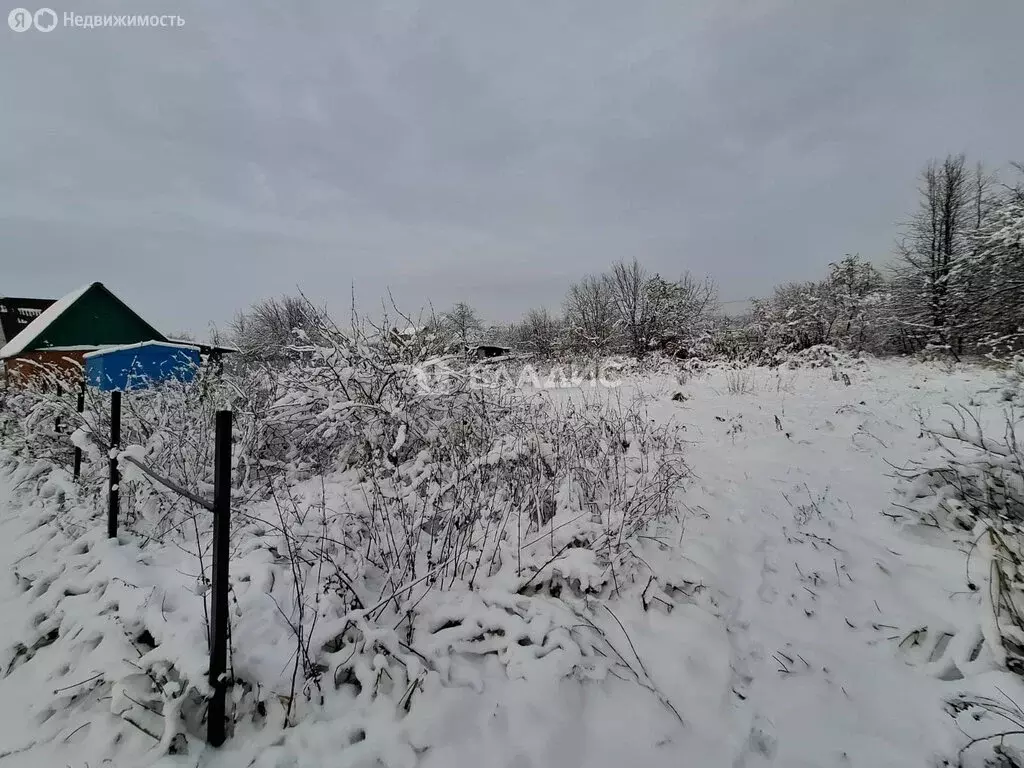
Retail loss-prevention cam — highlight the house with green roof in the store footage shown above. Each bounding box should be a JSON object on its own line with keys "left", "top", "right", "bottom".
{"left": 1, "top": 282, "right": 168, "bottom": 384}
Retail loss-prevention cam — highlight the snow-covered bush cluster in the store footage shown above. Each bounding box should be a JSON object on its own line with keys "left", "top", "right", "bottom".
{"left": 743, "top": 256, "right": 897, "bottom": 360}
{"left": 0, "top": 383, "right": 73, "bottom": 466}
{"left": 0, "top": 309, "right": 689, "bottom": 762}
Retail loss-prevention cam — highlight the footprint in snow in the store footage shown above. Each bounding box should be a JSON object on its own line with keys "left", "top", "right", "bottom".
{"left": 732, "top": 715, "right": 777, "bottom": 767}
{"left": 756, "top": 582, "right": 779, "bottom": 604}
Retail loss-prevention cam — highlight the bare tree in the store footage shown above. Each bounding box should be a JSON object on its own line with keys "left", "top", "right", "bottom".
{"left": 606, "top": 259, "right": 657, "bottom": 357}
{"left": 660, "top": 272, "right": 718, "bottom": 349}
{"left": 483, "top": 322, "right": 516, "bottom": 347}
{"left": 603, "top": 260, "right": 719, "bottom": 358}
{"left": 894, "top": 154, "right": 979, "bottom": 354}
{"left": 230, "top": 295, "right": 321, "bottom": 363}
{"left": 442, "top": 302, "right": 483, "bottom": 351}
{"left": 1008, "top": 162, "right": 1024, "bottom": 204}
{"left": 516, "top": 308, "right": 562, "bottom": 359}
{"left": 563, "top": 275, "right": 619, "bottom": 356}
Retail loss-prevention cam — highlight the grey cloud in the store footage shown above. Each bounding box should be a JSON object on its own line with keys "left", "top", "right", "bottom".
{"left": 1, "top": 0, "right": 1022, "bottom": 333}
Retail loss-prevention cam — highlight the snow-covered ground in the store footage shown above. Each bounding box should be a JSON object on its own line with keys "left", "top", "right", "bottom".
{"left": 1, "top": 357, "right": 1022, "bottom": 768}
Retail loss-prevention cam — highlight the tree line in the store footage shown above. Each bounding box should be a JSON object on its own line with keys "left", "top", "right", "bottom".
{"left": 229, "top": 154, "right": 1024, "bottom": 364}
{"left": 735, "top": 154, "right": 1024, "bottom": 362}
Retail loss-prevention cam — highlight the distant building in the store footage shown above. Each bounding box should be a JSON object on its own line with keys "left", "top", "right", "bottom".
{"left": 0, "top": 296, "right": 55, "bottom": 349}
{"left": 0, "top": 282, "right": 234, "bottom": 386}
{"left": 467, "top": 343, "right": 512, "bottom": 360}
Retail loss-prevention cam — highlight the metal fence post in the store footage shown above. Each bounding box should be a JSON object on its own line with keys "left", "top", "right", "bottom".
{"left": 107, "top": 391, "right": 121, "bottom": 538}
{"left": 208, "top": 409, "right": 232, "bottom": 746}
{"left": 55, "top": 383, "right": 63, "bottom": 436}
{"left": 73, "top": 384, "right": 84, "bottom": 480}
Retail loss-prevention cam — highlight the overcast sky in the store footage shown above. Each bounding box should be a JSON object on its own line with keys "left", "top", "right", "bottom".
{"left": 1, "top": 0, "right": 1022, "bottom": 335}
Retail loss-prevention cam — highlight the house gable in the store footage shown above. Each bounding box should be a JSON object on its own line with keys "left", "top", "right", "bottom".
{"left": 0, "top": 282, "right": 166, "bottom": 358}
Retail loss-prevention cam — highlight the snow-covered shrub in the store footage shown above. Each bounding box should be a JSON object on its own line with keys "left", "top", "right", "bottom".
{"left": 60, "top": 367, "right": 248, "bottom": 543}
{"left": 897, "top": 406, "right": 1024, "bottom": 673}
{"left": 703, "top": 314, "right": 771, "bottom": 364}
{"left": 0, "top": 306, "right": 691, "bottom": 759}
{"left": 0, "top": 362, "right": 85, "bottom": 468}
{"left": 259, "top": 344, "right": 685, "bottom": 728}
{"left": 0, "top": 386, "right": 76, "bottom": 466}
{"left": 995, "top": 355, "right": 1024, "bottom": 405}
{"left": 781, "top": 344, "right": 843, "bottom": 369}
{"left": 725, "top": 369, "right": 754, "bottom": 395}
{"left": 235, "top": 378, "right": 689, "bottom": 748}
{"left": 703, "top": 256, "right": 897, "bottom": 364}
{"left": 512, "top": 307, "right": 563, "bottom": 359}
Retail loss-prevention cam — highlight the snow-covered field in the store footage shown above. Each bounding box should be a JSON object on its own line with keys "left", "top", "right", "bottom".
{"left": 1, "top": 357, "right": 1022, "bottom": 768}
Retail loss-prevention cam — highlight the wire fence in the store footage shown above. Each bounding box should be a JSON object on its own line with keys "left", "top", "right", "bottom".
{"left": 79, "top": 390, "right": 233, "bottom": 746}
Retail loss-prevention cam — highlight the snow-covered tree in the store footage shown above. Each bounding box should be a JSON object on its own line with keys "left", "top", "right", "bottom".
{"left": 955, "top": 193, "right": 1024, "bottom": 356}
{"left": 606, "top": 259, "right": 658, "bottom": 357}
{"left": 825, "top": 255, "right": 894, "bottom": 352}
{"left": 442, "top": 302, "right": 484, "bottom": 350}
{"left": 648, "top": 272, "right": 718, "bottom": 353}
{"left": 516, "top": 307, "right": 563, "bottom": 359}
{"left": 563, "top": 274, "right": 619, "bottom": 356}
{"left": 601, "top": 260, "right": 718, "bottom": 358}
{"left": 742, "top": 255, "right": 894, "bottom": 357}
{"left": 893, "top": 155, "right": 994, "bottom": 355}
{"left": 230, "top": 294, "right": 323, "bottom": 363}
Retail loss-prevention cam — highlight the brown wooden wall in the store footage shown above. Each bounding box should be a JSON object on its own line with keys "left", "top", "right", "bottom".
{"left": 3, "top": 351, "right": 87, "bottom": 389}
